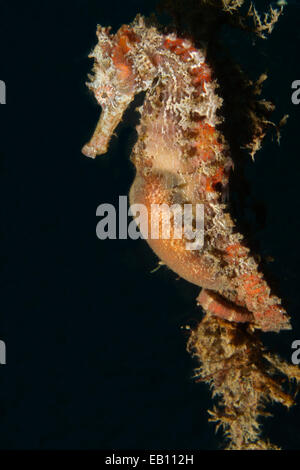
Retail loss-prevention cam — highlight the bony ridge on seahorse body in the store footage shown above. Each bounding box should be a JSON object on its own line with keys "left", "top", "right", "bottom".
{"left": 82, "top": 15, "right": 290, "bottom": 333}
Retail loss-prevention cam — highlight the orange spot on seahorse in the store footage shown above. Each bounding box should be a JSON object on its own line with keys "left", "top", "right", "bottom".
{"left": 205, "top": 166, "right": 224, "bottom": 192}
{"left": 226, "top": 244, "right": 248, "bottom": 258}
{"left": 112, "top": 32, "right": 135, "bottom": 80}
{"left": 163, "top": 38, "right": 198, "bottom": 62}
{"left": 190, "top": 64, "right": 212, "bottom": 90}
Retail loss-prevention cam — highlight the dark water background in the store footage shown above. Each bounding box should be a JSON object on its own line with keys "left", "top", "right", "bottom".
{"left": 0, "top": 0, "right": 299, "bottom": 450}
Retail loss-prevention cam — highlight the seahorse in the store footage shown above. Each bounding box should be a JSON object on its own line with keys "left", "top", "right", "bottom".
{"left": 82, "top": 14, "right": 290, "bottom": 334}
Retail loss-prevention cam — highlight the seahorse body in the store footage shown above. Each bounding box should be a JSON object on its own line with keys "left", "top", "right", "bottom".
{"left": 82, "top": 15, "right": 290, "bottom": 333}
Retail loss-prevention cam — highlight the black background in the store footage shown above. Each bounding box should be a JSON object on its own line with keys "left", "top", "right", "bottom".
{"left": 0, "top": 0, "right": 299, "bottom": 450}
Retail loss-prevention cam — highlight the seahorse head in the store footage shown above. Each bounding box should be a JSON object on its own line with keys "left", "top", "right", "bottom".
{"left": 82, "top": 14, "right": 222, "bottom": 165}
{"left": 82, "top": 15, "right": 159, "bottom": 158}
